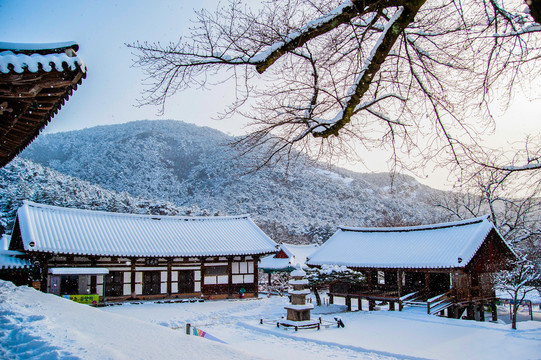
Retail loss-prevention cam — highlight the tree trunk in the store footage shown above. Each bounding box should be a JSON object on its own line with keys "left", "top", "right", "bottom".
{"left": 512, "top": 302, "right": 518, "bottom": 330}
{"left": 512, "top": 291, "right": 520, "bottom": 330}
{"left": 312, "top": 284, "right": 322, "bottom": 306}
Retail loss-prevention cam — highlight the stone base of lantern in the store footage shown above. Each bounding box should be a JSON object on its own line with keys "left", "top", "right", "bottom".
{"left": 277, "top": 318, "right": 321, "bottom": 331}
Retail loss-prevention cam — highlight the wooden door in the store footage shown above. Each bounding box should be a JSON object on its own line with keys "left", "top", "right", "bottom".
{"left": 143, "top": 271, "right": 161, "bottom": 295}
{"left": 105, "top": 271, "right": 124, "bottom": 297}
{"left": 178, "top": 270, "right": 194, "bottom": 293}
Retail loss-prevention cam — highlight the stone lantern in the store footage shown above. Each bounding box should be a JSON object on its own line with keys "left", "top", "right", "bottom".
{"left": 278, "top": 265, "right": 320, "bottom": 330}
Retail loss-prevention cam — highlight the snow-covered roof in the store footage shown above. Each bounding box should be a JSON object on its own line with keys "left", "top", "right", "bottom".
{"left": 259, "top": 243, "right": 319, "bottom": 271}
{"left": 0, "top": 234, "right": 32, "bottom": 269}
{"left": 0, "top": 254, "right": 32, "bottom": 270}
{"left": 259, "top": 256, "right": 291, "bottom": 271}
{"left": 307, "top": 216, "right": 511, "bottom": 269}
{"left": 0, "top": 42, "right": 86, "bottom": 168}
{"left": 49, "top": 267, "right": 109, "bottom": 275}
{"left": 15, "top": 201, "right": 277, "bottom": 258}
{"left": 0, "top": 41, "right": 86, "bottom": 74}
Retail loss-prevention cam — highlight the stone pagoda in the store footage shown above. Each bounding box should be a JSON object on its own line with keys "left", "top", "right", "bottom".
{"left": 278, "top": 265, "right": 320, "bottom": 330}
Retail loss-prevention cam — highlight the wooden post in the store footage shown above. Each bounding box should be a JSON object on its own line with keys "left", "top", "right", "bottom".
{"left": 369, "top": 299, "right": 375, "bottom": 311}
{"left": 358, "top": 297, "right": 362, "bottom": 311}
{"left": 329, "top": 294, "right": 334, "bottom": 304}
{"left": 397, "top": 270, "right": 403, "bottom": 298}
{"left": 130, "top": 258, "right": 136, "bottom": 299}
{"left": 425, "top": 272, "right": 430, "bottom": 294}
{"left": 200, "top": 258, "right": 205, "bottom": 298}
{"left": 90, "top": 256, "right": 97, "bottom": 294}
{"left": 167, "top": 258, "right": 172, "bottom": 296}
{"left": 254, "top": 256, "right": 260, "bottom": 297}
{"left": 41, "top": 255, "right": 49, "bottom": 292}
{"left": 346, "top": 296, "right": 351, "bottom": 311}
{"left": 227, "top": 257, "right": 233, "bottom": 299}
{"left": 389, "top": 301, "right": 395, "bottom": 311}
{"left": 90, "top": 275, "right": 97, "bottom": 294}
{"left": 479, "top": 302, "right": 485, "bottom": 322}
{"left": 467, "top": 302, "right": 474, "bottom": 320}
{"left": 491, "top": 301, "right": 498, "bottom": 322}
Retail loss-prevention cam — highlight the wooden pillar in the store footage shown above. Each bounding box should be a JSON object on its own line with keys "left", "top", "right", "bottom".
{"left": 491, "top": 301, "right": 498, "bottom": 322}
{"left": 227, "top": 257, "right": 233, "bottom": 298}
{"left": 479, "top": 302, "right": 485, "bottom": 321}
{"left": 90, "top": 257, "right": 97, "bottom": 294}
{"left": 200, "top": 258, "right": 205, "bottom": 297}
{"left": 389, "top": 301, "right": 395, "bottom": 311}
{"left": 254, "top": 256, "right": 259, "bottom": 297}
{"left": 397, "top": 270, "right": 403, "bottom": 297}
{"left": 90, "top": 275, "right": 97, "bottom": 294}
{"left": 130, "top": 258, "right": 136, "bottom": 298}
{"left": 358, "top": 297, "right": 362, "bottom": 311}
{"left": 167, "top": 258, "right": 172, "bottom": 296}
{"left": 329, "top": 294, "right": 334, "bottom": 304}
{"left": 40, "top": 255, "right": 50, "bottom": 292}
{"left": 425, "top": 272, "right": 430, "bottom": 293}
{"left": 466, "top": 303, "right": 474, "bottom": 320}
{"left": 346, "top": 296, "right": 351, "bottom": 311}
{"left": 369, "top": 299, "right": 375, "bottom": 311}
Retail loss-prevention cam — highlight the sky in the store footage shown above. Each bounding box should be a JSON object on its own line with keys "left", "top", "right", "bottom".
{"left": 1, "top": 0, "right": 540, "bottom": 190}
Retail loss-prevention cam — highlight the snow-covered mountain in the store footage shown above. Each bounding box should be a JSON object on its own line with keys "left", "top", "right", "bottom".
{"left": 18, "top": 120, "right": 444, "bottom": 242}
{"left": 0, "top": 159, "right": 213, "bottom": 235}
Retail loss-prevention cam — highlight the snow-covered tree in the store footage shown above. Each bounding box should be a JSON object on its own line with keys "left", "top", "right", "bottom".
{"left": 0, "top": 158, "right": 219, "bottom": 233}
{"left": 306, "top": 265, "right": 365, "bottom": 306}
{"left": 493, "top": 257, "right": 541, "bottom": 329}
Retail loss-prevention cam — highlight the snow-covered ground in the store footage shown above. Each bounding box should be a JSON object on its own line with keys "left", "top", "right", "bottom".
{"left": 1, "top": 280, "right": 540, "bottom": 359}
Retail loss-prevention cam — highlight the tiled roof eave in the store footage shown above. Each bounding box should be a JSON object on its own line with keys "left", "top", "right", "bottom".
{"left": 24, "top": 247, "right": 276, "bottom": 259}
{"left": 307, "top": 260, "right": 466, "bottom": 271}
{"left": 0, "top": 46, "right": 86, "bottom": 167}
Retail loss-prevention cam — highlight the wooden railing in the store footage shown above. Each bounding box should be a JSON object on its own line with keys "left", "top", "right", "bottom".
{"left": 399, "top": 290, "right": 424, "bottom": 310}
{"left": 427, "top": 290, "right": 454, "bottom": 315}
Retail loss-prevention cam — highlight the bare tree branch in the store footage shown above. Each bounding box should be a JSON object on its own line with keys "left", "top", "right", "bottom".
{"left": 130, "top": 0, "right": 541, "bottom": 172}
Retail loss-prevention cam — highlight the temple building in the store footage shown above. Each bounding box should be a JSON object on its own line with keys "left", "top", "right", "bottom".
{"left": 307, "top": 216, "right": 516, "bottom": 321}
{"left": 6, "top": 201, "right": 278, "bottom": 303}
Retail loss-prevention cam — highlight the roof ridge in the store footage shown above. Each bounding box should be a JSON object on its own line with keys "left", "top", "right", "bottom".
{"left": 0, "top": 41, "right": 79, "bottom": 54}
{"left": 22, "top": 200, "right": 250, "bottom": 221}
{"left": 339, "top": 215, "right": 490, "bottom": 233}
